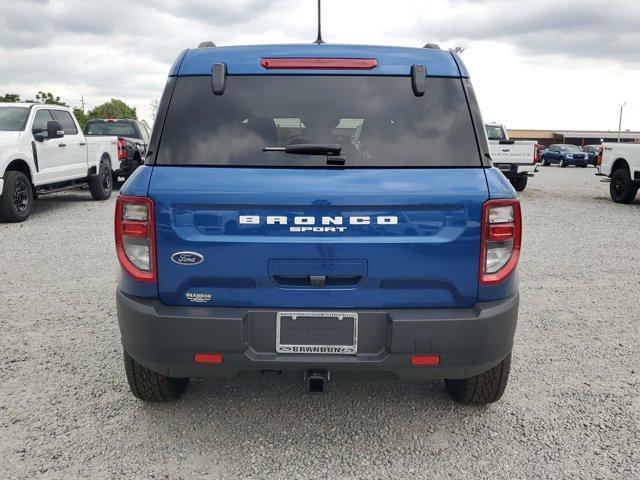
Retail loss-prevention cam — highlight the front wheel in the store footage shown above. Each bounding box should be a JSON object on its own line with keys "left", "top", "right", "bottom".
{"left": 510, "top": 176, "right": 528, "bottom": 192}
{"left": 0, "top": 171, "right": 34, "bottom": 223}
{"left": 445, "top": 353, "right": 511, "bottom": 405}
{"left": 610, "top": 168, "right": 639, "bottom": 204}
{"left": 89, "top": 161, "right": 113, "bottom": 200}
{"left": 124, "top": 351, "right": 189, "bottom": 402}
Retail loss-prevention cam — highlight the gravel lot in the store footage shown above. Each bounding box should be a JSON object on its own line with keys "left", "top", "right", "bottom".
{"left": 1, "top": 166, "right": 638, "bottom": 479}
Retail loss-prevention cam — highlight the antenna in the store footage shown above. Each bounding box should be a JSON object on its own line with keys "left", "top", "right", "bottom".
{"left": 314, "top": 0, "right": 324, "bottom": 44}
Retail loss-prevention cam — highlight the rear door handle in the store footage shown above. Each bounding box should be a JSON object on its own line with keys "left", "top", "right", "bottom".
{"left": 79, "top": 142, "right": 86, "bottom": 146}
{"left": 58, "top": 143, "right": 67, "bottom": 147}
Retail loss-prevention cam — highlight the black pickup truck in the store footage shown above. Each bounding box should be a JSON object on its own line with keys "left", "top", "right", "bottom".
{"left": 84, "top": 119, "right": 150, "bottom": 180}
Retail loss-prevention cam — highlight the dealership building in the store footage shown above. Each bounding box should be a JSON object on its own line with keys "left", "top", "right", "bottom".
{"left": 506, "top": 129, "right": 640, "bottom": 147}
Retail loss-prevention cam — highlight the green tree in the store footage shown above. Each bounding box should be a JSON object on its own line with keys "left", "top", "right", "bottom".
{"left": 73, "top": 108, "right": 88, "bottom": 129}
{"left": 0, "top": 93, "right": 21, "bottom": 102}
{"left": 87, "top": 99, "right": 137, "bottom": 120}
{"left": 35, "top": 91, "right": 68, "bottom": 106}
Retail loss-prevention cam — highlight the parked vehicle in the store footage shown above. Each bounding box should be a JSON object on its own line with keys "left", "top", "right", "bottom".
{"left": 84, "top": 119, "right": 150, "bottom": 181}
{"left": 0, "top": 103, "right": 118, "bottom": 222}
{"left": 116, "top": 43, "right": 521, "bottom": 405}
{"left": 540, "top": 144, "right": 589, "bottom": 167}
{"left": 596, "top": 143, "right": 640, "bottom": 203}
{"left": 485, "top": 123, "right": 539, "bottom": 191}
{"left": 582, "top": 144, "right": 600, "bottom": 166}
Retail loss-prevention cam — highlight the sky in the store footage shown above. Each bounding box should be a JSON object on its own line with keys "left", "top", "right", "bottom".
{"left": 1, "top": 0, "right": 639, "bottom": 132}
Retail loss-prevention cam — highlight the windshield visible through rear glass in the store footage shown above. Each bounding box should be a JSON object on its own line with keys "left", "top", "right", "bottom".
{"left": 0, "top": 106, "right": 29, "bottom": 131}
{"left": 156, "top": 76, "right": 482, "bottom": 168}
{"left": 84, "top": 121, "right": 139, "bottom": 138}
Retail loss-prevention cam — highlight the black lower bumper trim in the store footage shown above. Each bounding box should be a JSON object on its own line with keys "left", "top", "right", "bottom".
{"left": 117, "top": 290, "right": 519, "bottom": 381}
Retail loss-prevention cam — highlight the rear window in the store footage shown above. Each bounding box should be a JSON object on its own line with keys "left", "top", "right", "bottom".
{"left": 84, "top": 121, "right": 139, "bottom": 138}
{"left": 485, "top": 125, "right": 507, "bottom": 141}
{"left": 156, "top": 76, "right": 481, "bottom": 168}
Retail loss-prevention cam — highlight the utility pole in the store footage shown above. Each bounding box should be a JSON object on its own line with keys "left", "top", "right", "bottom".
{"left": 81, "top": 95, "right": 85, "bottom": 114}
{"left": 618, "top": 101, "right": 629, "bottom": 143}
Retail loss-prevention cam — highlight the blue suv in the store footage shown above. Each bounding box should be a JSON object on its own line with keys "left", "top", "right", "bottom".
{"left": 115, "top": 43, "right": 521, "bottom": 404}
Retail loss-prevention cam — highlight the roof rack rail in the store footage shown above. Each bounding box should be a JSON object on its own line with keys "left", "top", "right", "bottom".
{"left": 423, "top": 43, "right": 441, "bottom": 50}
{"left": 198, "top": 41, "right": 216, "bottom": 48}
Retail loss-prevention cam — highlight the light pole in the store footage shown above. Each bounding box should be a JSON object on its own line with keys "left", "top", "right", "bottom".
{"left": 618, "top": 101, "right": 629, "bottom": 142}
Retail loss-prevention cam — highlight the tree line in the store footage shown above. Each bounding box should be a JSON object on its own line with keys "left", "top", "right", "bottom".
{"left": 0, "top": 91, "right": 137, "bottom": 128}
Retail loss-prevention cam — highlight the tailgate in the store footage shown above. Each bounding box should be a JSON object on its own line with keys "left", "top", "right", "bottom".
{"left": 149, "top": 167, "right": 489, "bottom": 309}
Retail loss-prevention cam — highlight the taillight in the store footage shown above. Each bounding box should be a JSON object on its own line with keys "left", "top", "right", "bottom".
{"left": 479, "top": 199, "right": 522, "bottom": 286}
{"left": 115, "top": 195, "right": 156, "bottom": 283}
{"left": 596, "top": 146, "right": 603, "bottom": 166}
{"left": 117, "top": 137, "right": 127, "bottom": 160}
{"left": 533, "top": 144, "right": 541, "bottom": 163}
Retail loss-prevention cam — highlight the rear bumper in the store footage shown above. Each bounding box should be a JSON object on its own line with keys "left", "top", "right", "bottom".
{"left": 117, "top": 290, "right": 519, "bottom": 381}
{"left": 494, "top": 163, "right": 538, "bottom": 175}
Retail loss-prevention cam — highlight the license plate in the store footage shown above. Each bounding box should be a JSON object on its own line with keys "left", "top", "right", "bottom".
{"left": 276, "top": 312, "right": 358, "bottom": 354}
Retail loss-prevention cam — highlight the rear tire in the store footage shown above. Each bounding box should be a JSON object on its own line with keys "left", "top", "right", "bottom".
{"left": 510, "top": 176, "right": 528, "bottom": 192}
{"left": 445, "top": 353, "right": 511, "bottom": 405}
{"left": 0, "top": 171, "right": 33, "bottom": 223}
{"left": 610, "top": 168, "right": 638, "bottom": 204}
{"left": 124, "top": 350, "right": 189, "bottom": 402}
{"left": 89, "top": 161, "right": 113, "bottom": 200}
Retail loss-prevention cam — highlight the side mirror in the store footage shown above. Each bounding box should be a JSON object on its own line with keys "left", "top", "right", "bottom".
{"left": 47, "top": 120, "right": 64, "bottom": 139}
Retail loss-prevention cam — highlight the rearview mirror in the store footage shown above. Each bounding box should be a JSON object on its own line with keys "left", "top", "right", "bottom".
{"left": 47, "top": 120, "right": 64, "bottom": 139}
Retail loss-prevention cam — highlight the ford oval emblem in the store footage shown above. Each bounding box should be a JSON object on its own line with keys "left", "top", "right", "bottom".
{"left": 171, "top": 252, "right": 204, "bottom": 265}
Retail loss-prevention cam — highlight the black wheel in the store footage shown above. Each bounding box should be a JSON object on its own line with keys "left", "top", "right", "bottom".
{"left": 89, "top": 160, "right": 113, "bottom": 200}
{"left": 0, "top": 171, "right": 34, "bottom": 223}
{"left": 510, "top": 176, "right": 528, "bottom": 192}
{"left": 124, "top": 350, "right": 189, "bottom": 402}
{"left": 445, "top": 353, "right": 511, "bottom": 405}
{"left": 610, "top": 168, "right": 638, "bottom": 204}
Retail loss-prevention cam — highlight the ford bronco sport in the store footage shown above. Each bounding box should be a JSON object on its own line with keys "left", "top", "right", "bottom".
{"left": 115, "top": 43, "right": 521, "bottom": 405}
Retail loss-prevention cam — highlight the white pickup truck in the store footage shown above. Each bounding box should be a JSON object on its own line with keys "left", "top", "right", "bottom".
{"left": 485, "top": 123, "right": 539, "bottom": 192}
{"left": 596, "top": 143, "right": 640, "bottom": 204}
{"left": 0, "top": 103, "right": 118, "bottom": 222}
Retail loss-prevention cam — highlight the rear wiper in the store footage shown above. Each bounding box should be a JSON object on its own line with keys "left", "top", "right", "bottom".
{"left": 263, "top": 143, "right": 342, "bottom": 156}
{"left": 262, "top": 143, "right": 345, "bottom": 166}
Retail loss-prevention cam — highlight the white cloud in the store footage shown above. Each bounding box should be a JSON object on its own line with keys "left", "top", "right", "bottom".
{"left": 1, "top": 0, "right": 638, "bottom": 131}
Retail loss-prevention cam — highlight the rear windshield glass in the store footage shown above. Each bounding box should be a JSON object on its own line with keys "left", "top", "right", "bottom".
{"left": 84, "top": 121, "right": 139, "bottom": 138}
{"left": 485, "top": 125, "right": 507, "bottom": 141}
{"left": 0, "top": 106, "right": 30, "bottom": 131}
{"left": 156, "top": 76, "right": 481, "bottom": 167}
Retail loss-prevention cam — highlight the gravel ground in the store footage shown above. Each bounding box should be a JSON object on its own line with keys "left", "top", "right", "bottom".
{"left": 1, "top": 166, "right": 638, "bottom": 479}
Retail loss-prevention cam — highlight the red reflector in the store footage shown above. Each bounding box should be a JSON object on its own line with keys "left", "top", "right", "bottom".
{"left": 411, "top": 355, "right": 441, "bottom": 366}
{"left": 121, "top": 221, "right": 147, "bottom": 238}
{"left": 260, "top": 58, "right": 378, "bottom": 70}
{"left": 488, "top": 224, "right": 515, "bottom": 241}
{"left": 194, "top": 353, "right": 223, "bottom": 364}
